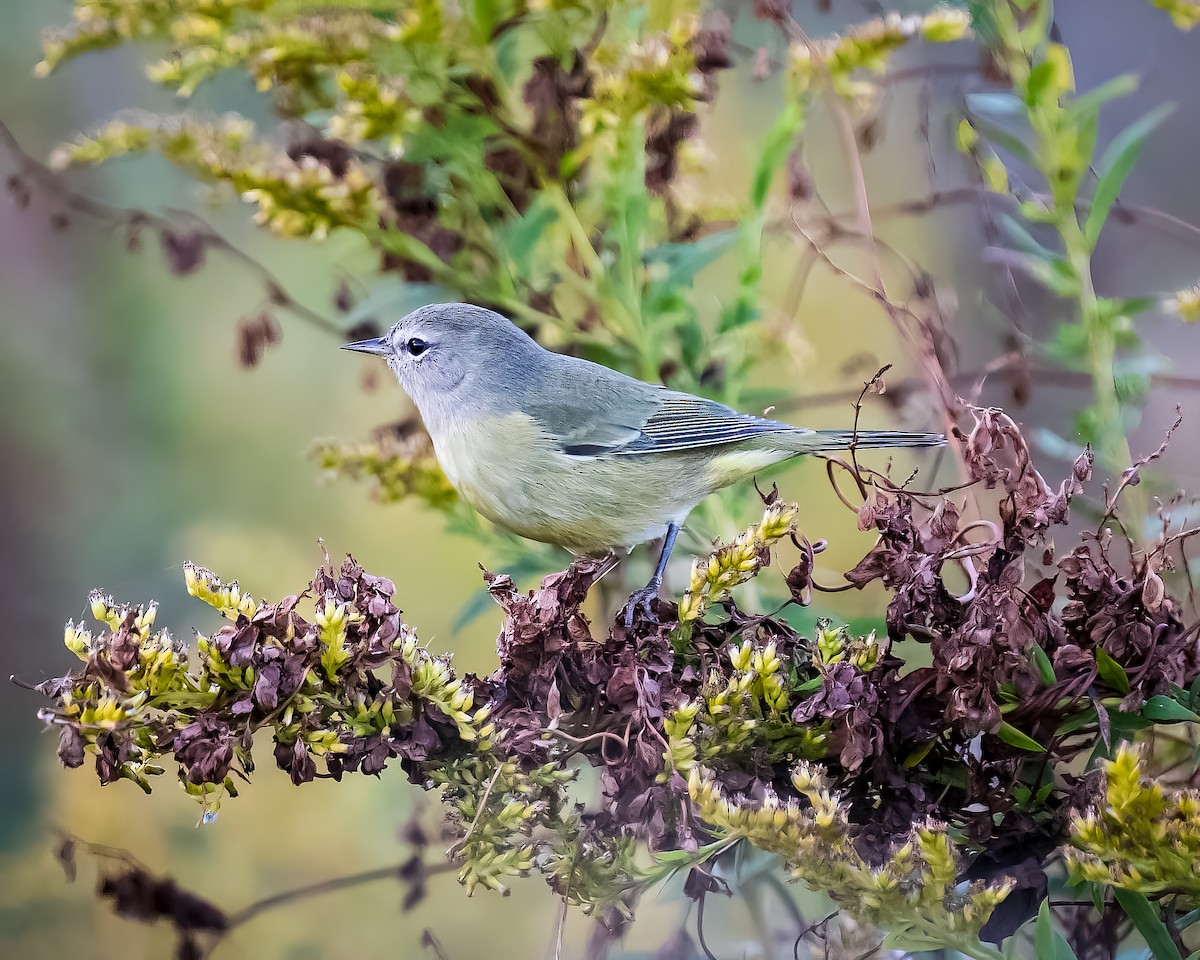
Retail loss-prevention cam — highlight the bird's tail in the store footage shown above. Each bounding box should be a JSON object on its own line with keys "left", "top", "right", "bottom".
{"left": 788, "top": 429, "right": 946, "bottom": 454}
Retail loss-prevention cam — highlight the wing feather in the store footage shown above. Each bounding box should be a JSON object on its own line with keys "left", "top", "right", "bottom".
{"left": 554, "top": 393, "right": 796, "bottom": 457}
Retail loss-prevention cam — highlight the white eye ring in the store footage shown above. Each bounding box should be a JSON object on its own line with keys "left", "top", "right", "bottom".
{"left": 406, "top": 337, "right": 430, "bottom": 358}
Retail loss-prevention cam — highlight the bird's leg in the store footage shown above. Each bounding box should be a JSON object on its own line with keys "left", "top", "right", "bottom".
{"left": 622, "top": 522, "right": 680, "bottom": 630}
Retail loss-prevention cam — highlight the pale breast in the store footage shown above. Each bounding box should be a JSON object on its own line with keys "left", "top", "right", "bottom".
{"left": 430, "top": 413, "right": 725, "bottom": 556}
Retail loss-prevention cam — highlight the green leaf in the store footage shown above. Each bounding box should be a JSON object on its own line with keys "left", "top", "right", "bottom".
{"left": 1188, "top": 674, "right": 1200, "bottom": 712}
{"left": 990, "top": 248, "right": 1079, "bottom": 297}
{"left": 1036, "top": 899, "right": 1078, "bottom": 960}
{"left": 451, "top": 588, "right": 499, "bottom": 633}
{"left": 997, "top": 721, "right": 1045, "bottom": 752}
{"left": 717, "top": 298, "right": 759, "bottom": 332}
{"left": 903, "top": 739, "right": 937, "bottom": 769}
{"left": 1140, "top": 695, "right": 1200, "bottom": 724}
{"left": 677, "top": 314, "right": 705, "bottom": 373}
{"left": 1042, "top": 321, "right": 1090, "bottom": 365}
{"left": 375, "top": 230, "right": 448, "bottom": 273}
{"left": 1068, "top": 74, "right": 1139, "bottom": 120}
{"left": 1114, "top": 888, "right": 1183, "bottom": 960}
{"left": 750, "top": 102, "right": 801, "bottom": 211}
{"left": 500, "top": 196, "right": 558, "bottom": 277}
{"left": 963, "top": 109, "right": 1038, "bottom": 166}
{"left": 1099, "top": 296, "right": 1160, "bottom": 322}
{"left": 1000, "top": 214, "right": 1061, "bottom": 261}
{"left": 1085, "top": 103, "right": 1175, "bottom": 249}
{"left": 461, "top": 0, "right": 503, "bottom": 40}
{"left": 492, "top": 27, "right": 521, "bottom": 84}
{"left": 1108, "top": 710, "right": 1156, "bottom": 735}
{"left": 1095, "top": 647, "right": 1131, "bottom": 694}
{"left": 1115, "top": 371, "right": 1151, "bottom": 404}
{"left": 1024, "top": 58, "right": 1058, "bottom": 107}
{"left": 1057, "top": 707, "right": 1097, "bottom": 736}
{"left": 1030, "top": 643, "right": 1056, "bottom": 685}
{"left": 1020, "top": 199, "right": 1060, "bottom": 224}
{"left": 643, "top": 230, "right": 737, "bottom": 288}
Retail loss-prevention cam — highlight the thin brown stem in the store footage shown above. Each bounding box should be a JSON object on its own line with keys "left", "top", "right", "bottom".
{"left": 227, "top": 862, "right": 455, "bottom": 929}
{"left": 0, "top": 120, "right": 342, "bottom": 337}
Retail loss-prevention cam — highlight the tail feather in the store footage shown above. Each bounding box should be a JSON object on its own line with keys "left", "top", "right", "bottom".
{"left": 804, "top": 429, "right": 946, "bottom": 453}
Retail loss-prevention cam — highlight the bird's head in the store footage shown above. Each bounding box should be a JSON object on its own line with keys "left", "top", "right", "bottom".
{"left": 342, "top": 303, "right": 542, "bottom": 424}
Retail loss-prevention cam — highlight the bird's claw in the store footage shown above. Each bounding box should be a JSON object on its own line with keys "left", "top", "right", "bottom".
{"left": 622, "top": 581, "right": 661, "bottom": 630}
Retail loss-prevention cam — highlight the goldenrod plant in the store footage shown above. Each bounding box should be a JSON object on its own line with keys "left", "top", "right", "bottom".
{"left": 11, "top": 1, "right": 1200, "bottom": 958}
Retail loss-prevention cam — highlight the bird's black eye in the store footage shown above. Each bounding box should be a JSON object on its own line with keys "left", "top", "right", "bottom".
{"left": 406, "top": 337, "right": 429, "bottom": 357}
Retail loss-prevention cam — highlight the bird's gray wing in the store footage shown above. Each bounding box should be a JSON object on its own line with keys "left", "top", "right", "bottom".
{"left": 613, "top": 393, "right": 796, "bottom": 454}
{"left": 527, "top": 381, "right": 794, "bottom": 457}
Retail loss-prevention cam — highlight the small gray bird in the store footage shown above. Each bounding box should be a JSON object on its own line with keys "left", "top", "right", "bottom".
{"left": 343, "top": 303, "right": 944, "bottom": 626}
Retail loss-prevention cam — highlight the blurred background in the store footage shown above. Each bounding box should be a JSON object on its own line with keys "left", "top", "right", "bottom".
{"left": 2, "top": 1, "right": 1199, "bottom": 957}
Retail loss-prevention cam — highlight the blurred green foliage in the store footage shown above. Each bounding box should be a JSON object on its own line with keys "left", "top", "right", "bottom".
{"left": 10, "top": 1, "right": 1200, "bottom": 959}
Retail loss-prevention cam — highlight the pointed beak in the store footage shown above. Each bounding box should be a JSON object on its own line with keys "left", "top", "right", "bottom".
{"left": 341, "top": 337, "right": 390, "bottom": 357}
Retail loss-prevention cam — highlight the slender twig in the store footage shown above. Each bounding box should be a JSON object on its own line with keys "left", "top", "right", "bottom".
{"left": 422, "top": 929, "right": 452, "bottom": 960}
{"left": 0, "top": 119, "right": 342, "bottom": 337}
{"left": 1098, "top": 407, "right": 1183, "bottom": 531}
{"left": 848, "top": 365, "right": 893, "bottom": 498}
{"left": 227, "top": 862, "right": 455, "bottom": 929}
{"left": 793, "top": 910, "right": 839, "bottom": 960}
{"left": 545, "top": 897, "right": 569, "bottom": 960}
{"left": 795, "top": 185, "right": 1200, "bottom": 248}
{"left": 777, "top": 361, "right": 1200, "bottom": 416}
{"left": 446, "top": 765, "right": 504, "bottom": 859}
{"left": 696, "top": 890, "right": 722, "bottom": 960}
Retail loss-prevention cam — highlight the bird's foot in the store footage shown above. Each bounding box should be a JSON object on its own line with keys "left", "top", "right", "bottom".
{"left": 622, "top": 578, "right": 662, "bottom": 630}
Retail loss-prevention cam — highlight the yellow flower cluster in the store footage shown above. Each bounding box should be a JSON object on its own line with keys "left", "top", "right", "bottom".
{"left": 789, "top": 9, "right": 971, "bottom": 99}
{"left": 411, "top": 649, "right": 495, "bottom": 745}
{"left": 1067, "top": 746, "right": 1200, "bottom": 900}
{"left": 56, "top": 594, "right": 205, "bottom": 790}
{"left": 678, "top": 500, "right": 800, "bottom": 623}
{"left": 429, "top": 756, "right": 576, "bottom": 895}
{"left": 330, "top": 71, "right": 421, "bottom": 154}
{"left": 662, "top": 639, "right": 805, "bottom": 776}
{"left": 1152, "top": 0, "right": 1200, "bottom": 30}
{"left": 184, "top": 561, "right": 259, "bottom": 621}
{"left": 310, "top": 438, "right": 458, "bottom": 509}
{"left": 51, "top": 561, "right": 506, "bottom": 816}
{"left": 37, "top": 0, "right": 266, "bottom": 77}
{"left": 814, "top": 620, "right": 880, "bottom": 671}
{"left": 1169, "top": 282, "right": 1200, "bottom": 323}
{"left": 582, "top": 17, "right": 704, "bottom": 139}
{"left": 689, "top": 762, "right": 1011, "bottom": 951}
{"left": 147, "top": 13, "right": 400, "bottom": 98}
{"left": 85, "top": 590, "right": 153, "bottom": 635}
{"left": 52, "top": 116, "right": 382, "bottom": 239}
{"left": 314, "top": 597, "right": 364, "bottom": 680}
{"left": 242, "top": 157, "right": 381, "bottom": 240}
{"left": 544, "top": 832, "right": 642, "bottom": 918}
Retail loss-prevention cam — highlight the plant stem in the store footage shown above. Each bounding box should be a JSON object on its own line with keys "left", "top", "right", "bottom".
{"left": 991, "top": 0, "right": 1147, "bottom": 533}
{"left": 1062, "top": 224, "right": 1126, "bottom": 459}
{"left": 1058, "top": 168, "right": 1148, "bottom": 534}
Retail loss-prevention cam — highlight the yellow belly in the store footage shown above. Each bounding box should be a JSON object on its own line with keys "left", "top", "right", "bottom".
{"left": 429, "top": 413, "right": 793, "bottom": 556}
